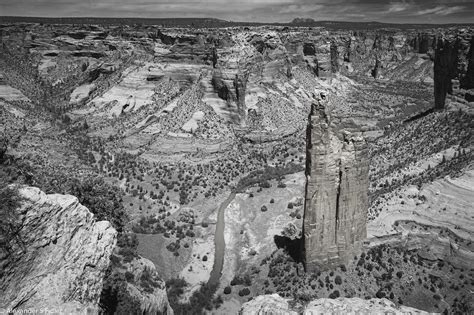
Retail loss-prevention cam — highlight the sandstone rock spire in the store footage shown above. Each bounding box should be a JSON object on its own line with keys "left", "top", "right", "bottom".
{"left": 303, "top": 93, "right": 369, "bottom": 271}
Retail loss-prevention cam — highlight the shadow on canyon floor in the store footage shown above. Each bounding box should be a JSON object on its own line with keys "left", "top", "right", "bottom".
{"left": 274, "top": 235, "right": 304, "bottom": 264}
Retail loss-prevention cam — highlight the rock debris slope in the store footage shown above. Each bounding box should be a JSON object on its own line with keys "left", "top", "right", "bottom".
{"left": 303, "top": 94, "right": 369, "bottom": 271}
{"left": 0, "top": 186, "right": 117, "bottom": 313}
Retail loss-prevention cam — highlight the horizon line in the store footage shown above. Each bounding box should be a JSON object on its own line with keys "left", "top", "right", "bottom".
{"left": 1, "top": 15, "right": 474, "bottom": 27}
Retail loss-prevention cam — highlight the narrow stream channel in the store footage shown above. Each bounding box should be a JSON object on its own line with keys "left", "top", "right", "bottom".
{"left": 207, "top": 192, "right": 236, "bottom": 287}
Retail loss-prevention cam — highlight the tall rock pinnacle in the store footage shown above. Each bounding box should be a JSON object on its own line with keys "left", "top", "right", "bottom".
{"left": 303, "top": 93, "right": 369, "bottom": 271}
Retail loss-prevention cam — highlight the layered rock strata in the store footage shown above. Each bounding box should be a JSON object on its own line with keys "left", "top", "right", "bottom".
{"left": 0, "top": 186, "right": 117, "bottom": 313}
{"left": 303, "top": 94, "right": 369, "bottom": 271}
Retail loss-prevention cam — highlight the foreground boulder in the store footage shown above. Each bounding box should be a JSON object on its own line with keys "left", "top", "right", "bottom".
{"left": 0, "top": 186, "right": 117, "bottom": 313}
{"left": 241, "top": 294, "right": 429, "bottom": 314}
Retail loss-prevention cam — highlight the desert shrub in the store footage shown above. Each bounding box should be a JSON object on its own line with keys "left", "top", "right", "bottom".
{"left": 124, "top": 271, "right": 134, "bottom": 283}
{"left": 239, "top": 288, "right": 251, "bottom": 296}
{"left": 335, "top": 275, "right": 342, "bottom": 285}
{"left": 119, "top": 247, "right": 138, "bottom": 263}
{"left": 231, "top": 276, "right": 245, "bottom": 286}
{"left": 166, "top": 278, "right": 187, "bottom": 301}
{"left": 287, "top": 202, "right": 294, "bottom": 209}
{"left": 167, "top": 280, "right": 219, "bottom": 313}
{"left": 277, "top": 182, "right": 286, "bottom": 188}
{"left": 261, "top": 205, "right": 268, "bottom": 212}
{"left": 140, "top": 268, "right": 161, "bottom": 293}
{"left": 202, "top": 255, "right": 208, "bottom": 261}
{"left": 224, "top": 286, "right": 232, "bottom": 294}
{"left": 329, "top": 290, "right": 340, "bottom": 299}
{"left": 259, "top": 180, "right": 271, "bottom": 188}
{"left": 25, "top": 171, "right": 129, "bottom": 232}
{"left": 99, "top": 271, "right": 142, "bottom": 314}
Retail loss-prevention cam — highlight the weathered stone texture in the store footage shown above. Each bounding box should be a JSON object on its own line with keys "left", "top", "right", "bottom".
{"left": 0, "top": 186, "right": 117, "bottom": 313}
{"left": 241, "top": 295, "right": 430, "bottom": 314}
{"left": 303, "top": 94, "right": 368, "bottom": 271}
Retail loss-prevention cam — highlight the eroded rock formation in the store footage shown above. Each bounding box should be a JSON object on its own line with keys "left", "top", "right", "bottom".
{"left": 0, "top": 186, "right": 117, "bottom": 313}
{"left": 434, "top": 30, "right": 474, "bottom": 109}
{"left": 303, "top": 94, "right": 369, "bottom": 271}
{"left": 241, "top": 294, "right": 429, "bottom": 314}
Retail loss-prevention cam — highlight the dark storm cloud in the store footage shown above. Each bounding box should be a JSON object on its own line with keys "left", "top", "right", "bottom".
{"left": 0, "top": 0, "right": 473, "bottom": 23}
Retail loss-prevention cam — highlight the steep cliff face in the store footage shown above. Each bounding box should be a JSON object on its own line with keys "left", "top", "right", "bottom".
{"left": 434, "top": 36, "right": 459, "bottom": 110}
{"left": 303, "top": 94, "right": 368, "bottom": 271}
{"left": 434, "top": 30, "right": 473, "bottom": 109}
{"left": 241, "top": 295, "right": 429, "bottom": 314}
{"left": 0, "top": 186, "right": 117, "bottom": 313}
{"left": 282, "top": 30, "right": 435, "bottom": 82}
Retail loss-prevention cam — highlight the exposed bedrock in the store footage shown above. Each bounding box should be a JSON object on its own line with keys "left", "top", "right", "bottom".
{"left": 411, "top": 32, "right": 436, "bottom": 54}
{"left": 211, "top": 68, "right": 249, "bottom": 125}
{"left": 303, "top": 94, "right": 369, "bottom": 271}
{"left": 241, "top": 295, "right": 429, "bottom": 314}
{"left": 434, "top": 31, "right": 473, "bottom": 109}
{"left": 281, "top": 30, "right": 437, "bottom": 81}
{"left": 434, "top": 37, "right": 459, "bottom": 110}
{"left": 461, "top": 36, "right": 474, "bottom": 101}
{"left": 0, "top": 186, "right": 117, "bottom": 313}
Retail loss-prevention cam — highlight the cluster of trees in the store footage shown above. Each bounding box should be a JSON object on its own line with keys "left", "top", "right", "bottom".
{"left": 166, "top": 278, "right": 223, "bottom": 314}
{"left": 235, "top": 163, "right": 304, "bottom": 193}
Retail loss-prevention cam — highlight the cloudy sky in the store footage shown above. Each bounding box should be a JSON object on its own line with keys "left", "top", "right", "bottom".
{"left": 1, "top": 0, "right": 473, "bottom": 23}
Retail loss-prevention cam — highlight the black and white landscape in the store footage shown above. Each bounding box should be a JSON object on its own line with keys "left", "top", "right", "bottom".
{"left": 0, "top": 2, "right": 473, "bottom": 314}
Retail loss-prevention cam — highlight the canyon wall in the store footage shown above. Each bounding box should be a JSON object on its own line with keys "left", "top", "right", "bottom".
{"left": 3, "top": 24, "right": 472, "bottom": 123}
{"left": 434, "top": 30, "right": 474, "bottom": 109}
{"left": 303, "top": 94, "right": 369, "bottom": 271}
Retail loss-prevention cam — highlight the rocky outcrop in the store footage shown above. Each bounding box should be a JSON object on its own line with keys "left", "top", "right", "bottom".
{"left": 460, "top": 36, "right": 474, "bottom": 102}
{"left": 124, "top": 257, "right": 174, "bottom": 315}
{"left": 303, "top": 94, "right": 368, "bottom": 271}
{"left": 434, "top": 30, "right": 474, "bottom": 109}
{"left": 240, "top": 294, "right": 297, "bottom": 315}
{"left": 211, "top": 69, "right": 249, "bottom": 124}
{"left": 434, "top": 37, "right": 459, "bottom": 110}
{"left": 241, "top": 295, "right": 429, "bottom": 314}
{"left": 0, "top": 186, "right": 117, "bottom": 313}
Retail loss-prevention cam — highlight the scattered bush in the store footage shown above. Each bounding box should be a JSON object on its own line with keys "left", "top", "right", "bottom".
{"left": 238, "top": 288, "right": 251, "bottom": 297}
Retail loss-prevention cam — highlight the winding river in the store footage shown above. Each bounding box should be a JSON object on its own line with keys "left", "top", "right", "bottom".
{"left": 207, "top": 191, "right": 237, "bottom": 287}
